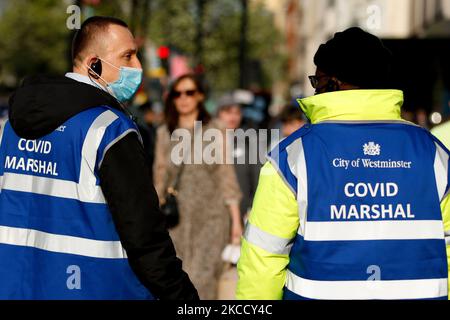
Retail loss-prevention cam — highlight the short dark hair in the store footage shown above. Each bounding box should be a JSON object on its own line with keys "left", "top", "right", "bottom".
{"left": 72, "top": 16, "right": 128, "bottom": 64}
{"left": 138, "top": 101, "right": 154, "bottom": 113}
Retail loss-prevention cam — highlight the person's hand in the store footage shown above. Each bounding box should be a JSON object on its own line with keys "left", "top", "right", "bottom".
{"left": 231, "top": 219, "right": 243, "bottom": 245}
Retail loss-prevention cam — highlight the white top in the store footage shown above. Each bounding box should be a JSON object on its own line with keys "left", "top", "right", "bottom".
{"left": 65, "top": 72, "right": 107, "bottom": 93}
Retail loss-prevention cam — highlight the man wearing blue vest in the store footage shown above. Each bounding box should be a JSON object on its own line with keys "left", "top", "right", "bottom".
{"left": 237, "top": 27, "right": 450, "bottom": 300}
{"left": 0, "top": 16, "right": 198, "bottom": 300}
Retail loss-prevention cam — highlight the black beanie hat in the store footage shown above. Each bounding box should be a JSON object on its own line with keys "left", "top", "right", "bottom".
{"left": 314, "top": 27, "right": 393, "bottom": 89}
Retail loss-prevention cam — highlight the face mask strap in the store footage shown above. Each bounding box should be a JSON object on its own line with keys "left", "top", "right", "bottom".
{"left": 86, "top": 57, "right": 143, "bottom": 104}
{"left": 90, "top": 57, "right": 128, "bottom": 88}
{"left": 97, "top": 57, "right": 121, "bottom": 71}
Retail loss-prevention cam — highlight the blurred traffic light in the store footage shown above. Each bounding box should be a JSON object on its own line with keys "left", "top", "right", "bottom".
{"left": 158, "top": 46, "right": 170, "bottom": 60}
{"left": 158, "top": 46, "right": 170, "bottom": 75}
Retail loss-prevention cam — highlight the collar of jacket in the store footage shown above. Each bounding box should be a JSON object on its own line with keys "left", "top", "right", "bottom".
{"left": 297, "top": 89, "right": 404, "bottom": 124}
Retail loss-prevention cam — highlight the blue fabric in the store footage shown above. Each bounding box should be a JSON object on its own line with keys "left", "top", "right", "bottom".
{"left": 0, "top": 190, "right": 119, "bottom": 241}
{"left": 0, "top": 106, "right": 153, "bottom": 300}
{"left": 283, "top": 288, "right": 311, "bottom": 301}
{"left": 273, "top": 122, "right": 449, "bottom": 300}
{"left": 0, "top": 244, "right": 152, "bottom": 300}
{"left": 288, "top": 236, "right": 447, "bottom": 281}
{"left": 303, "top": 124, "right": 442, "bottom": 222}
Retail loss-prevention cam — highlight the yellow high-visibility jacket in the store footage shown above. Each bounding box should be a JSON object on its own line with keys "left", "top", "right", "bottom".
{"left": 432, "top": 121, "right": 450, "bottom": 150}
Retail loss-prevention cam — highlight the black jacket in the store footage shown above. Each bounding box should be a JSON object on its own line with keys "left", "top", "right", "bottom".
{"left": 8, "top": 75, "right": 199, "bottom": 300}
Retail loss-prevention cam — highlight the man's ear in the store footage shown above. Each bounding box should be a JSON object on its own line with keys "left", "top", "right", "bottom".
{"left": 333, "top": 77, "right": 360, "bottom": 91}
{"left": 326, "top": 78, "right": 340, "bottom": 92}
{"left": 335, "top": 78, "right": 346, "bottom": 88}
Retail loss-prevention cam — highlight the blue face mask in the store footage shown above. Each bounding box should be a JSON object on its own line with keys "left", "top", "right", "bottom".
{"left": 95, "top": 58, "right": 143, "bottom": 103}
{"left": 107, "top": 66, "right": 143, "bottom": 103}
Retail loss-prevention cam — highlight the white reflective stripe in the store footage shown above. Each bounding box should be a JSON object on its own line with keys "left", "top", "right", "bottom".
{"left": 434, "top": 142, "right": 449, "bottom": 202}
{"left": 244, "top": 223, "right": 293, "bottom": 255}
{"left": 79, "top": 110, "right": 118, "bottom": 203}
{"left": 98, "top": 128, "right": 138, "bottom": 169}
{"left": 0, "top": 111, "right": 120, "bottom": 203}
{"left": 0, "top": 172, "right": 105, "bottom": 203}
{"left": 303, "top": 221, "right": 445, "bottom": 241}
{"left": 266, "top": 156, "right": 297, "bottom": 197}
{"left": 319, "top": 120, "right": 418, "bottom": 127}
{"left": 286, "top": 139, "right": 308, "bottom": 237}
{"left": 79, "top": 110, "right": 119, "bottom": 202}
{"left": 0, "top": 225, "right": 127, "bottom": 259}
{"left": 286, "top": 270, "right": 447, "bottom": 300}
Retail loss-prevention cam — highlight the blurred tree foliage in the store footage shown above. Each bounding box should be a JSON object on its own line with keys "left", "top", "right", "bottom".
{"left": 0, "top": 0, "right": 285, "bottom": 92}
{"left": 147, "top": 0, "right": 286, "bottom": 92}
{"left": 0, "top": 0, "right": 70, "bottom": 84}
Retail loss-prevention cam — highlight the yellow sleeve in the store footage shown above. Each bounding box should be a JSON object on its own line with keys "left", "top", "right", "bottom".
{"left": 236, "top": 162, "right": 299, "bottom": 300}
{"left": 442, "top": 193, "right": 450, "bottom": 298}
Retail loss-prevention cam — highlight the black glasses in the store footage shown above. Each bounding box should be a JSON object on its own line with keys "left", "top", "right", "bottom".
{"left": 173, "top": 89, "right": 197, "bottom": 99}
{"left": 308, "top": 75, "right": 328, "bottom": 89}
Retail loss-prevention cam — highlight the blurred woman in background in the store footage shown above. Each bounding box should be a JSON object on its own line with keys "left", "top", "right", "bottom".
{"left": 154, "top": 74, "right": 242, "bottom": 300}
{"left": 216, "top": 95, "right": 261, "bottom": 221}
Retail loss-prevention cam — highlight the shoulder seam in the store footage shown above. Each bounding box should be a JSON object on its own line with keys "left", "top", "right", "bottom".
{"left": 98, "top": 129, "right": 138, "bottom": 169}
{"left": 266, "top": 157, "right": 297, "bottom": 199}
{"left": 275, "top": 125, "right": 312, "bottom": 153}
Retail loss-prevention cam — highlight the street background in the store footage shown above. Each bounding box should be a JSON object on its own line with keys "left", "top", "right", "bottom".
{"left": 0, "top": 0, "right": 449, "bottom": 128}
{"left": 0, "top": 0, "right": 450, "bottom": 301}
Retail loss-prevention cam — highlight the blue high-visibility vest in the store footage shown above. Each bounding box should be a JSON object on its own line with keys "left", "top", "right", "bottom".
{"left": 0, "top": 106, "right": 154, "bottom": 300}
{"left": 269, "top": 121, "right": 450, "bottom": 300}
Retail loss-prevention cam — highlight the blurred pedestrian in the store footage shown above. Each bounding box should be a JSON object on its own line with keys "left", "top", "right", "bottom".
{"left": 137, "top": 101, "right": 161, "bottom": 180}
{"left": 0, "top": 16, "right": 198, "bottom": 300}
{"left": 154, "top": 74, "right": 243, "bottom": 300}
{"left": 416, "top": 108, "right": 429, "bottom": 129}
{"left": 0, "top": 100, "right": 8, "bottom": 130}
{"left": 268, "top": 103, "right": 308, "bottom": 152}
{"left": 216, "top": 94, "right": 261, "bottom": 220}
